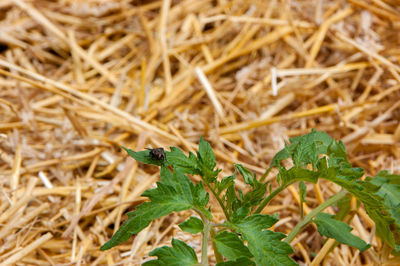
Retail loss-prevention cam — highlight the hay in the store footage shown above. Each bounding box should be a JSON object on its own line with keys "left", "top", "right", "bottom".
{"left": 0, "top": 0, "right": 399, "bottom": 265}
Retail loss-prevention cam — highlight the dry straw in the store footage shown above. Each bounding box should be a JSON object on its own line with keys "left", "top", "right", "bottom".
{"left": 0, "top": 0, "right": 399, "bottom": 265}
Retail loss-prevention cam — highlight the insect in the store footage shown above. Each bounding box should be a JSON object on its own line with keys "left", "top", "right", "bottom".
{"left": 148, "top": 147, "right": 166, "bottom": 161}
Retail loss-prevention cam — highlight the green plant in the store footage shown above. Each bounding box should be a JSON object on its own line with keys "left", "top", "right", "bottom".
{"left": 100, "top": 130, "right": 400, "bottom": 265}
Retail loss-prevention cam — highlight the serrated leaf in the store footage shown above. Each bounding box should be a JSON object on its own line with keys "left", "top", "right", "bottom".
{"left": 159, "top": 167, "right": 211, "bottom": 217}
{"left": 197, "top": 137, "right": 220, "bottom": 181}
{"left": 122, "top": 146, "right": 163, "bottom": 166}
{"left": 368, "top": 171, "right": 400, "bottom": 229}
{"left": 166, "top": 147, "right": 201, "bottom": 175}
{"left": 234, "top": 164, "right": 255, "bottom": 186}
{"left": 364, "top": 170, "right": 400, "bottom": 249}
{"left": 290, "top": 130, "right": 333, "bottom": 167}
{"left": 321, "top": 171, "right": 396, "bottom": 247}
{"left": 326, "top": 140, "right": 348, "bottom": 167}
{"left": 214, "top": 231, "right": 252, "bottom": 260}
{"left": 216, "top": 257, "right": 255, "bottom": 266}
{"left": 231, "top": 205, "right": 250, "bottom": 223}
{"left": 376, "top": 184, "right": 400, "bottom": 227}
{"left": 271, "top": 130, "right": 335, "bottom": 169}
{"left": 227, "top": 214, "right": 279, "bottom": 232}
{"left": 101, "top": 167, "right": 210, "bottom": 250}
{"left": 290, "top": 129, "right": 333, "bottom": 154}
{"left": 270, "top": 145, "right": 291, "bottom": 167}
{"left": 370, "top": 170, "right": 400, "bottom": 185}
{"left": 142, "top": 239, "right": 198, "bottom": 266}
{"left": 292, "top": 136, "right": 318, "bottom": 167}
{"left": 316, "top": 157, "right": 396, "bottom": 247}
{"left": 226, "top": 214, "right": 297, "bottom": 266}
{"left": 319, "top": 162, "right": 398, "bottom": 249}
{"left": 216, "top": 173, "right": 236, "bottom": 196}
{"left": 242, "top": 182, "right": 267, "bottom": 207}
{"left": 314, "top": 213, "right": 370, "bottom": 252}
{"left": 224, "top": 184, "right": 240, "bottom": 218}
{"left": 179, "top": 217, "right": 203, "bottom": 234}
{"left": 323, "top": 175, "right": 381, "bottom": 209}
{"left": 339, "top": 166, "right": 364, "bottom": 180}
{"left": 198, "top": 136, "right": 216, "bottom": 168}
{"left": 278, "top": 166, "right": 319, "bottom": 185}
{"left": 365, "top": 207, "right": 395, "bottom": 248}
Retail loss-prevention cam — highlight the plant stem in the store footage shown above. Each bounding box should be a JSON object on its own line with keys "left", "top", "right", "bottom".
{"left": 259, "top": 166, "right": 273, "bottom": 183}
{"left": 194, "top": 207, "right": 208, "bottom": 223}
{"left": 205, "top": 182, "right": 230, "bottom": 220}
{"left": 300, "top": 199, "right": 304, "bottom": 219}
{"left": 201, "top": 221, "right": 211, "bottom": 266}
{"left": 255, "top": 185, "right": 285, "bottom": 213}
{"left": 193, "top": 208, "right": 214, "bottom": 265}
{"left": 284, "top": 190, "right": 347, "bottom": 243}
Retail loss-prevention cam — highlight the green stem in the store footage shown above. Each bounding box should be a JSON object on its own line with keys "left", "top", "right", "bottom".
{"left": 201, "top": 221, "right": 211, "bottom": 266}
{"left": 300, "top": 198, "right": 304, "bottom": 219}
{"left": 255, "top": 185, "right": 285, "bottom": 213}
{"left": 193, "top": 210, "right": 223, "bottom": 264}
{"left": 284, "top": 190, "right": 348, "bottom": 243}
{"left": 193, "top": 208, "right": 207, "bottom": 222}
{"left": 205, "top": 182, "right": 230, "bottom": 220}
{"left": 259, "top": 166, "right": 273, "bottom": 183}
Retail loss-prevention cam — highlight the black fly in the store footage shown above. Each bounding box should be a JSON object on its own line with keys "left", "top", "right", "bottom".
{"left": 148, "top": 148, "right": 166, "bottom": 161}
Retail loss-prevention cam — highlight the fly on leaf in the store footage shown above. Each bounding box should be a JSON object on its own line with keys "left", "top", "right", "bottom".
{"left": 148, "top": 148, "right": 166, "bottom": 164}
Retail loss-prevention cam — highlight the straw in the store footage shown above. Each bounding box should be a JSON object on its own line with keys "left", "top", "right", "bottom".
{"left": 0, "top": 0, "right": 399, "bottom": 264}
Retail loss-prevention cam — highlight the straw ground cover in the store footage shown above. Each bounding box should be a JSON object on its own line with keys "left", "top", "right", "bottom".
{"left": 0, "top": 0, "right": 399, "bottom": 265}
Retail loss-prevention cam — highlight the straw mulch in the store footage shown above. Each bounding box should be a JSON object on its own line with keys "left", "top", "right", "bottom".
{"left": 0, "top": 0, "right": 399, "bottom": 265}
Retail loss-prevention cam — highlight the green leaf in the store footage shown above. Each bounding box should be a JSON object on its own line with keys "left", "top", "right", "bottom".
{"left": 272, "top": 129, "right": 333, "bottom": 168}
{"left": 278, "top": 166, "right": 319, "bottom": 185}
{"left": 234, "top": 164, "right": 255, "bottom": 186}
{"left": 326, "top": 140, "right": 348, "bottom": 166}
{"left": 271, "top": 130, "right": 346, "bottom": 170}
{"left": 179, "top": 217, "right": 204, "bottom": 234}
{"left": 216, "top": 173, "right": 236, "bottom": 196}
{"left": 376, "top": 183, "right": 400, "bottom": 227}
{"left": 270, "top": 145, "right": 291, "bottom": 167}
{"left": 197, "top": 137, "right": 220, "bottom": 181}
{"left": 214, "top": 231, "right": 252, "bottom": 261}
{"left": 242, "top": 181, "right": 267, "bottom": 207}
{"left": 314, "top": 156, "right": 398, "bottom": 247}
{"left": 365, "top": 207, "right": 395, "bottom": 248}
{"left": 292, "top": 136, "right": 318, "bottom": 168}
{"left": 100, "top": 167, "right": 210, "bottom": 250}
{"left": 322, "top": 174, "right": 381, "bottom": 210}
{"left": 321, "top": 171, "right": 396, "bottom": 247}
{"left": 369, "top": 170, "right": 400, "bottom": 185}
{"left": 290, "top": 129, "right": 333, "bottom": 155}
{"left": 364, "top": 170, "right": 400, "bottom": 248}
{"left": 143, "top": 239, "right": 198, "bottom": 266}
{"left": 313, "top": 213, "right": 370, "bottom": 252}
{"left": 121, "top": 146, "right": 163, "bottom": 166}
{"left": 224, "top": 184, "right": 240, "bottom": 218}
{"left": 198, "top": 137, "right": 216, "bottom": 169}
{"left": 231, "top": 205, "right": 250, "bottom": 223}
{"left": 216, "top": 257, "right": 255, "bottom": 266}
{"left": 226, "top": 214, "right": 297, "bottom": 266}
{"left": 159, "top": 167, "right": 211, "bottom": 217}
{"left": 166, "top": 147, "right": 201, "bottom": 175}
{"left": 368, "top": 171, "right": 400, "bottom": 228}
